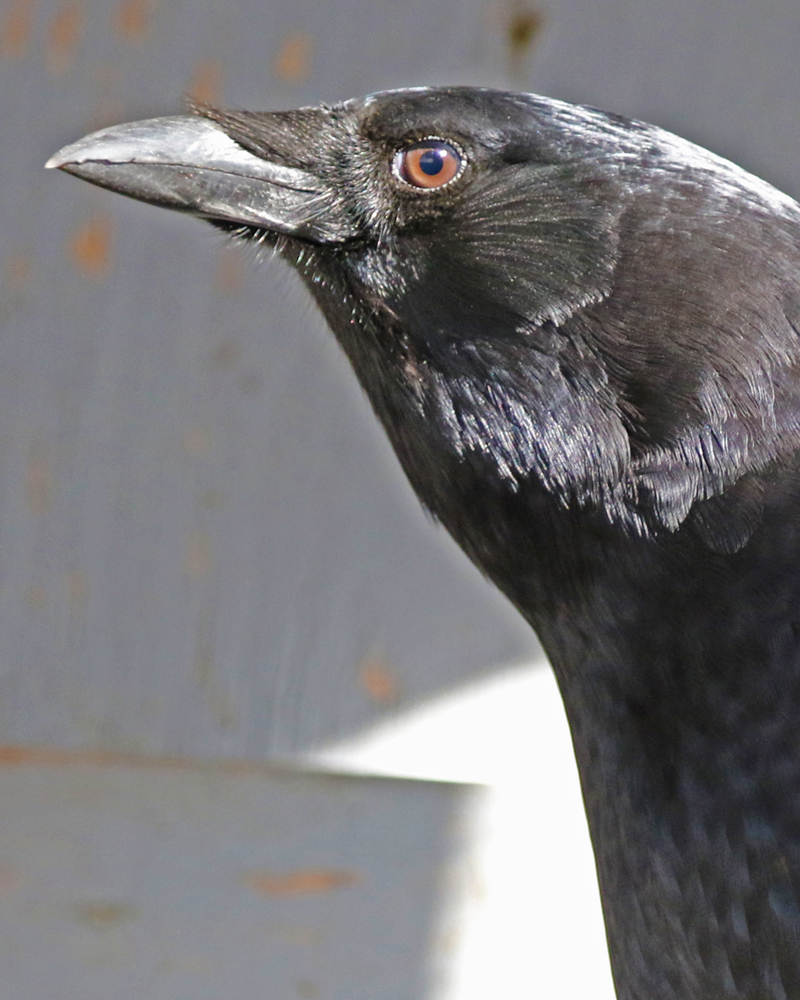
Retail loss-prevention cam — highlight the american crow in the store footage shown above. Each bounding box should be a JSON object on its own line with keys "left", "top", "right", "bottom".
{"left": 47, "top": 87, "right": 800, "bottom": 1000}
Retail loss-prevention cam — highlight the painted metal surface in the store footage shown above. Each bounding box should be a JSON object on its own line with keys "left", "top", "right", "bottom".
{"left": 1, "top": 0, "right": 543, "bottom": 761}
{"left": 3, "top": 0, "right": 800, "bottom": 758}
{"left": 0, "top": 748, "right": 481, "bottom": 1000}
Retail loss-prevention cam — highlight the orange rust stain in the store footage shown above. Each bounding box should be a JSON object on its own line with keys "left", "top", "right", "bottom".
{"left": 47, "top": 1, "right": 83, "bottom": 75}
{"left": 5, "top": 250, "right": 33, "bottom": 290}
{"left": 65, "top": 569, "right": 89, "bottom": 612}
{"left": 181, "top": 425, "right": 212, "bottom": 456}
{"left": 187, "top": 58, "right": 222, "bottom": 106}
{"left": 296, "top": 981, "right": 319, "bottom": 999}
{"left": 273, "top": 31, "right": 313, "bottom": 84}
{"left": 214, "top": 247, "right": 246, "bottom": 296}
{"left": 115, "top": 0, "right": 151, "bottom": 42}
{"left": 25, "top": 584, "right": 48, "bottom": 609}
{"left": 0, "top": 0, "right": 33, "bottom": 60}
{"left": 67, "top": 216, "right": 113, "bottom": 280}
{"left": 358, "top": 653, "right": 401, "bottom": 704}
{"left": 0, "top": 745, "right": 42, "bottom": 765}
{"left": 0, "top": 744, "right": 162, "bottom": 771}
{"left": 507, "top": 4, "right": 545, "bottom": 55}
{"left": 185, "top": 528, "right": 212, "bottom": 579}
{"left": 73, "top": 900, "right": 136, "bottom": 929}
{"left": 25, "top": 452, "right": 53, "bottom": 515}
{"left": 245, "top": 868, "right": 360, "bottom": 898}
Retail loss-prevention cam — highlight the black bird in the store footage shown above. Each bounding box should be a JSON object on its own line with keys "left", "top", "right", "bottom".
{"left": 47, "top": 87, "right": 800, "bottom": 999}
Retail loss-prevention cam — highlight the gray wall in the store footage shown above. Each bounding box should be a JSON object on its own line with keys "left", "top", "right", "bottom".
{"left": 3, "top": 0, "right": 800, "bottom": 996}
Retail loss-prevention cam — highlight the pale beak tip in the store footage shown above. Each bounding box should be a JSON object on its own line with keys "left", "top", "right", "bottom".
{"left": 45, "top": 148, "right": 72, "bottom": 170}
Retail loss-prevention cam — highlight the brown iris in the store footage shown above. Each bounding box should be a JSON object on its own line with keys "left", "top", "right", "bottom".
{"left": 394, "top": 140, "right": 463, "bottom": 189}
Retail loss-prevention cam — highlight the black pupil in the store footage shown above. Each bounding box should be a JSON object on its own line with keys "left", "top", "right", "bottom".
{"left": 419, "top": 148, "right": 445, "bottom": 176}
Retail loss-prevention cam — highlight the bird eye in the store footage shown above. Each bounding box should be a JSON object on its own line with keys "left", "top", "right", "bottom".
{"left": 394, "top": 139, "right": 464, "bottom": 190}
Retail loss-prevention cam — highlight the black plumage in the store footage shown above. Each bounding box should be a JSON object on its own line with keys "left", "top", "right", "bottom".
{"left": 47, "top": 86, "right": 800, "bottom": 999}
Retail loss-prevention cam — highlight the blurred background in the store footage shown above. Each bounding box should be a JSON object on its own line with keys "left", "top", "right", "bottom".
{"left": 2, "top": 0, "right": 800, "bottom": 997}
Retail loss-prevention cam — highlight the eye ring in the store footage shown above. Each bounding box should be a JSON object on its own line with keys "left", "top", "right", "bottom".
{"left": 393, "top": 137, "right": 466, "bottom": 191}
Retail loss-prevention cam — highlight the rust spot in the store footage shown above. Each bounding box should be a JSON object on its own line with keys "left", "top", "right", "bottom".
{"left": 0, "top": 0, "right": 33, "bottom": 60}
{"left": 187, "top": 58, "right": 222, "bottom": 106}
{"left": 507, "top": 5, "right": 544, "bottom": 53}
{"left": 73, "top": 901, "right": 136, "bottom": 929}
{"left": 5, "top": 250, "right": 33, "bottom": 291}
{"left": 273, "top": 31, "right": 313, "bottom": 84}
{"left": 67, "top": 216, "right": 113, "bottom": 280}
{"left": 214, "top": 247, "right": 246, "bottom": 296}
{"left": 47, "top": 1, "right": 83, "bottom": 75}
{"left": 245, "top": 869, "right": 360, "bottom": 898}
{"left": 25, "top": 585, "right": 48, "bottom": 609}
{"left": 358, "top": 652, "right": 401, "bottom": 704}
{"left": 504, "top": 2, "right": 545, "bottom": 79}
{"left": 184, "top": 528, "right": 212, "bottom": 579}
{"left": 65, "top": 570, "right": 89, "bottom": 613}
{"left": 115, "top": 0, "right": 151, "bottom": 42}
{"left": 0, "top": 745, "right": 109, "bottom": 769}
{"left": 25, "top": 450, "right": 53, "bottom": 515}
{"left": 296, "top": 981, "right": 319, "bottom": 998}
{"left": 0, "top": 745, "right": 40, "bottom": 765}
{"left": 181, "top": 425, "right": 212, "bottom": 456}
{"left": 208, "top": 341, "right": 241, "bottom": 370}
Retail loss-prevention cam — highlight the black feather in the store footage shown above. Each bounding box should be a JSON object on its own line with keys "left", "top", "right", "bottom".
{"left": 49, "top": 85, "right": 800, "bottom": 1000}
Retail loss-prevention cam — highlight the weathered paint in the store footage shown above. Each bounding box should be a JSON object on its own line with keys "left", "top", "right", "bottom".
{"left": 357, "top": 652, "right": 401, "bottom": 704}
{"left": 66, "top": 214, "right": 113, "bottom": 279}
{"left": 0, "top": 0, "right": 33, "bottom": 60}
{"left": 187, "top": 57, "right": 222, "bottom": 105}
{"left": 47, "top": 1, "right": 83, "bottom": 75}
{"left": 115, "top": 0, "right": 152, "bottom": 43}
{"left": 0, "top": 747, "right": 481, "bottom": 999}
{"left": 244, "top": 868, "right": 361, "bottom": 897}
{"left": 273, "top": 31, "right": 314, "bottom": 85}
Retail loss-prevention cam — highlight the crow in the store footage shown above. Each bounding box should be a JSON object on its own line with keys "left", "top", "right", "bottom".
{"left": 47, "top": 86, "right": 800, "bottom": 1000}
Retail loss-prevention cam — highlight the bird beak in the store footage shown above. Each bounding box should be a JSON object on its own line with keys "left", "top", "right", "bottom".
{"left": 46, "top": 114, "right": 353, "bottom": 244}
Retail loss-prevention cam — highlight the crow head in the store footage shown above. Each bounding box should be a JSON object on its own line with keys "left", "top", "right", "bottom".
{"left": 48, "top": 87, "right": 800, "bottom": 547}
{"left": 48, "top": 90, "right": 800, "bottom": 1000}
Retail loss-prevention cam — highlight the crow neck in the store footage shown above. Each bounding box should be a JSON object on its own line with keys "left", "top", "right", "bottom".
{"left": 526, "top": 505, "right": 800, "bottom": 1000}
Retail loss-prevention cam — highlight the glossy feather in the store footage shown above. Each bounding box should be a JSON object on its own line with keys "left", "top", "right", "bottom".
{"left": 48, "top": 86, "right": 800, "bottom": 999}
